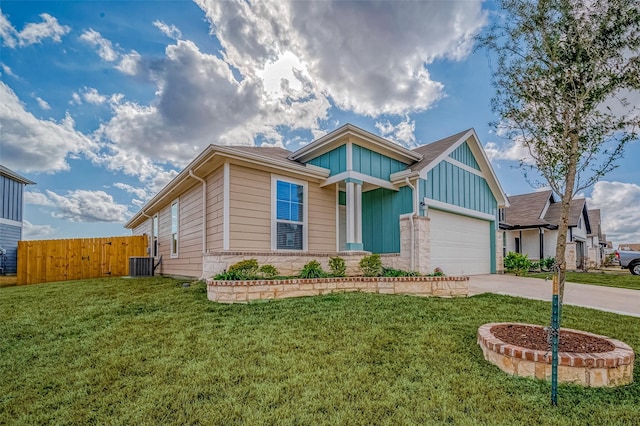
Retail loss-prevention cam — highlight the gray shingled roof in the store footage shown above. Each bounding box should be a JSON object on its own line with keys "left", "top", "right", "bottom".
{"left": 587, "top": 209, "right": 601, "bottom": 237}
{"left": 544, "top": 198, "right": 587, "bottom": 228}
{"left": 409, "top": 129, "right": 471, "bottom": 171}
{"left": 503, "top": 190, "right": 555, "bottom": 228}
{"left": 224, "top": 146, "right": 295, "bottom": 163}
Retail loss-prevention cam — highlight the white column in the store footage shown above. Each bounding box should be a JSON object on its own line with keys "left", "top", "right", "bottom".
{"left": 346, "top": 180, "right": 356, "bottom": 246}
{"left": 355, "top": 182, "right": 362, "bottom": 245}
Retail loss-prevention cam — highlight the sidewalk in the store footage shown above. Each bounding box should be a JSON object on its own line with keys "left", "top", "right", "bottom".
{"left": 468, "top": 274, "right": 640, "bottom": 318}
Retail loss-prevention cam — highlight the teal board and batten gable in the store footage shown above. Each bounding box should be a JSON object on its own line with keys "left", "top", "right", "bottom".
{"left": 362, "top": 186, "right": 413, "bottom": 253}
{"left": 306, "top": 145, "right": 347, "bottom": 176}
{"left": 420, "top": 161, "right": 498, "bottom": 217}
{"left": 448, "top": 142, "right": 480, "bottom": 171}
{"left": 352, "top": 144, "right": 407, "bottom": 180}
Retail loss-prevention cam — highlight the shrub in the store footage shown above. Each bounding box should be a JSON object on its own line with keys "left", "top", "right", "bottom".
{"left": 432, "top": 267, "right": 445, "bottom": 277}
{"left": 299, "top": 260, "right": 327, "bottom": 279}
{"left": 227, "top": 258, "right": 259, "bottom": 280}
{"left": 540, "top": 256, "right": 556, "bottom": 271}
{"left": 503, "top": 252, "right": 532, "bottom": 276}
{"left": 382, "top": 267, "right": 420, "bottom": 277}
{"left": 359, "top": 254, "right": 382, "bottom": 277}
{"left": 328, "top": 256, "right": 346, "bottom": 277}
{"left": 259, "top": 264, "right": 279, "bottom": 279}
{"left": 213, "top": 270, "right": 240, "bottom": 280}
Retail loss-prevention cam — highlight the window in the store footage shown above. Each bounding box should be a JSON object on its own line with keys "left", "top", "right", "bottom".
{"left": 152, "top": 214, "right": 159, "bottom": 257}
{"left": 273, "top": 178, "right": 306, "bottom": 250}
{"left": 498, "top": 208, "right": 506, "bottom": 222}
{"left": 515, "top": 237, "right": 521, "bottom": 254}
{"left": 171, "top": 200, "right": 179, "bottom": 257}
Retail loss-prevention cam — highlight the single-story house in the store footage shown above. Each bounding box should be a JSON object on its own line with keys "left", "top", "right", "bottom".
{"left": 125, "top": 124, "right": 508, "bottom": 278}
{"left": 586, "top": 209, "right": 607, "bottom": 268}
{"left": 499, "top": 190, "right": 591, "bottom": 270}
{"left": 0, "top": 165, "right": 35, "bottom": 275}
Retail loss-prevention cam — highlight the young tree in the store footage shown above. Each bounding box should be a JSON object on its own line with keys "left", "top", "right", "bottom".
{"left": 480, "top": 0, "right": 640, "bottom": 303}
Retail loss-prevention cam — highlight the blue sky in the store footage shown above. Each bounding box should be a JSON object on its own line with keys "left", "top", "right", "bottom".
{"left": 1, "top": 1, "right": 639, "bottom": 245}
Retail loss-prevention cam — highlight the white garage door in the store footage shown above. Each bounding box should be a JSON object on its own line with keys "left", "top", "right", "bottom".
{"left": 428, "top": 209, "right": 491, "bottom": 276}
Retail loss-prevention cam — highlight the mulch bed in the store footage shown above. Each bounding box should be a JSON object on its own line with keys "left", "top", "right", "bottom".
{"left": 491, "top": 324, "right": 615, "bottom": 353}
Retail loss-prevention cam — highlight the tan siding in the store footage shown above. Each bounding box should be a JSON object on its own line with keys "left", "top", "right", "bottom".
{"left": 229, "top": 164, "right": 271, "bottom": 250}
{"left": 206, "top": 167, "right": 224, "bottom": 251}
{"left": 308, "top": 183, "right": 336, "bottom": 251}
{"left": 132, "top": 219, "right": 152, "bottom": 254}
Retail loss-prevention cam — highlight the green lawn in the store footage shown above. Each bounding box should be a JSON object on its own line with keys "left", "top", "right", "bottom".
{"left": 1, "top": 278, "right": 639, "bottom": 425}
{"left": 527, "top": 271, "right": 640, "bottom": 290}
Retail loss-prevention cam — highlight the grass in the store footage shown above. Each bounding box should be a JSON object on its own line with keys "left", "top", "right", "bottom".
{"left": 1, "top": 277, "right": 639, "bottom": 425}
{"left": 527, "top": 271, "right": 640, "bottom": 291}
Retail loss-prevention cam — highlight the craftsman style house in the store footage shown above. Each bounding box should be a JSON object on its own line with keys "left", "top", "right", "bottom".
{"left": 126, "top": 124, "right": 508, "bottom": 278}
{"left": 500, "top": 190, "right": 591, "bottom": 270}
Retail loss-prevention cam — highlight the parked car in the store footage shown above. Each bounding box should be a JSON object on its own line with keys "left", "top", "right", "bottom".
{"left": 615, "top": 250, "right": 640, "bottom": 275}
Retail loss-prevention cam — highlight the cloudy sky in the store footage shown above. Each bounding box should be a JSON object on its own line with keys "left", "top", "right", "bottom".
{"left": 1, "top": 1, "right": 639, "bottom": 245}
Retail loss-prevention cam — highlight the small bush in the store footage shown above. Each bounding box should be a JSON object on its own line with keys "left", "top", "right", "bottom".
{"left": 359, "top": 254, "right": 382, "bottom": 277}
{"left": 328, "top": 256, "right": 346, "bottom": 277}
{"left": 299, "top": 260, "right": 327, "bottom": 279}
{"left": 259, "top": 264, "right": 279, "bottom": 279}
{"left": 382, "top": 267, "right": 420, "bottom": 277}
{"left": 227, "top": 258, "right": 259, "bottom": 280}
{"left": 540, "top": 256, "right": 556, "bottom": 271}
{"left": 432, "top": 267, "right": 445, "bottom": 277}
{"left": 213, "top": 270, "right": 240, "bottom": 280}
{"left": 504, "top": 252, "right": 532, "bottom": 276}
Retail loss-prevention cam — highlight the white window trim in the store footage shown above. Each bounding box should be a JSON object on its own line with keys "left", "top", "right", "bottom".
{"left": 170, "top": 199, "right": 179, "bottom": 258}
{"left": 271, "top": 174, "right": 308, "bottom": 251}
{"left": 152, "top": 214, "right": 159, "bottom": 258}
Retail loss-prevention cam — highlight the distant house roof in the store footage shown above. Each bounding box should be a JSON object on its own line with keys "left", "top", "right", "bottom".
{"left": 502, "top": 190, "right": 555, "bottom": 228}
{"left": 0, "top": 164, "right": 35, "bottom": 185}
{"left": 501, "top": 190, "right": 590, "bottom": 233}
{"left": 587, "top": 209, "right": 601, "bottom": 238}
{"left": 619, "top": 243, "right": 640, "bottom": 251}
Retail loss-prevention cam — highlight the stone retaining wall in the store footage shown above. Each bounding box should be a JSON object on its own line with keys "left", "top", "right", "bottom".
{"left": 207, "top": 275, "right": 469, "bottom": 303}
{"left": 478, "top": 323, "right": 634, "bottom": 387}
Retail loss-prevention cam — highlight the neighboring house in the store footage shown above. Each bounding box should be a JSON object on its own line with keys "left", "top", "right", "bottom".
{"left": 586, "top": 209, "right": 607, "bottom": 268}
{"left": 125, "top": 124, "right": 508, "bottom": 278}
{"left": 499, "top": 190, "right": 591, "bottom": 270}
{"left": 0, "top": 165, "right": 35, "bottom": 275}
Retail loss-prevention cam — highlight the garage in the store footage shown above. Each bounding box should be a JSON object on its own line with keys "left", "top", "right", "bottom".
{"left": 427, "top": 208, "right": 491, "bottom": 275}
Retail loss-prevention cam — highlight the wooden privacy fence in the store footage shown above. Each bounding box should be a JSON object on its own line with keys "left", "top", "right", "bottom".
{"left": 17, "top": 236, "right": 147, "bottom": 285}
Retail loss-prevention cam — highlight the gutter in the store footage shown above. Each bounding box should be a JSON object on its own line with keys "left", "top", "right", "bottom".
{"left": 189, "top": 170, "right": 207, "bottom": 254}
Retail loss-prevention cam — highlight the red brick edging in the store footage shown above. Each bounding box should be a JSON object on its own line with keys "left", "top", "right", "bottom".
{"left": 477, "top": 322, "right": 634, "bottom": 387}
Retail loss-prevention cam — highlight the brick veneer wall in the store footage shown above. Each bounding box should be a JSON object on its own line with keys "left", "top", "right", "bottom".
{"left": 477, "top": 323, "right": 634, "bottom": 387}
{"left": 207, "top": 275, "right": 468, "bottom": 303}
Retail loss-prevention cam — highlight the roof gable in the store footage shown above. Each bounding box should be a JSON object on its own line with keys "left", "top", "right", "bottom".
{"left": 289, "top": 123, "right": 422, "bottom": 165}
{"left": 410, "top": 129, "right": 508, "bottom": 207}
{"left": 503, "top": 190, "right": 554, "bottom": 227}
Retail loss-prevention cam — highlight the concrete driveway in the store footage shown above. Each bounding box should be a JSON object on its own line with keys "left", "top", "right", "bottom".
{"left": 468, "top": 274, "right": 640, "bottom": 318}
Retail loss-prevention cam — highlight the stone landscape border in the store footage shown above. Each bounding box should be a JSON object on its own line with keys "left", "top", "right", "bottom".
{"left": 477, "top": 322, "right": 634, "bottom": 387}
{"left": 207, "top": 275, "right": 468, "bottom": 303}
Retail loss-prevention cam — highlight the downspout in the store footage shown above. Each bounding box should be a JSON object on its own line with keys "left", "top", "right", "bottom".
{"left": 405, "top": 177, "right": 418, "bottom": 272}
{"left": 189, "top": 170, "right": 207, "bottom": 254}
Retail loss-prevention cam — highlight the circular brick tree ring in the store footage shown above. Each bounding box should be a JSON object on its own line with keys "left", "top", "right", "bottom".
{"left": 477, "top": 322, "right": 634, "bottom": 387}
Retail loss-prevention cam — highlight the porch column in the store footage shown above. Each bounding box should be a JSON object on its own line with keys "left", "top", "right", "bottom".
{"left": 345, "top": 178, "right": 363, "bottom": 251}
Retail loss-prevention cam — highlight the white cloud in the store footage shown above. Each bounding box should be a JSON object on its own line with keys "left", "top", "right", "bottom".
{"left": 80, "top": 29, "right": 142, "bottom": 75}
{"left": 484, "top": 139, "right": 535, "bottom": 164}
{"left": 375, "top": 116, "right": 417, "bottom": 148}
{"left": 35, "top": 189, "right": 131, "bottom": 223}
{"left": 35, "top": 96, "right": 50, "bottom": 110}
{"left": 22, "top": 220, "right": 57, "bottom": 240}
{"left": 153, "top": 20, "right": 182, "bottom": 40}
{"left": 25, "top": 190, "right": 54, "bottom": 206}
{"left": 587, "top": 181, "right": 640, "bottom": 245}
{"left": 196, "top": 0, "right": 486, "bottom": 116}
{"left": 1, "top": 63, "right": 18, "bottom": 78}
{"left": 0, "top": 82, "right": 98, "bottom": 173}
{"left": 0, "top": 11, "right": 70, "bottom": 48}
{"left": 79, "top": 29, "right": 118, "bottom": 61}
{"left": 82, "top": 87, "right": 107, "bottom": 105}
{"left": 113, "top": 182, "right": 151, "bottom": 201}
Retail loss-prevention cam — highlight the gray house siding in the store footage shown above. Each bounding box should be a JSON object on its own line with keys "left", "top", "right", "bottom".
{"left": 1, "top": 175, "right": 24, "bottom": 222}
{"left": 0, "top": 223, "right": 21, "bottom": 274}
